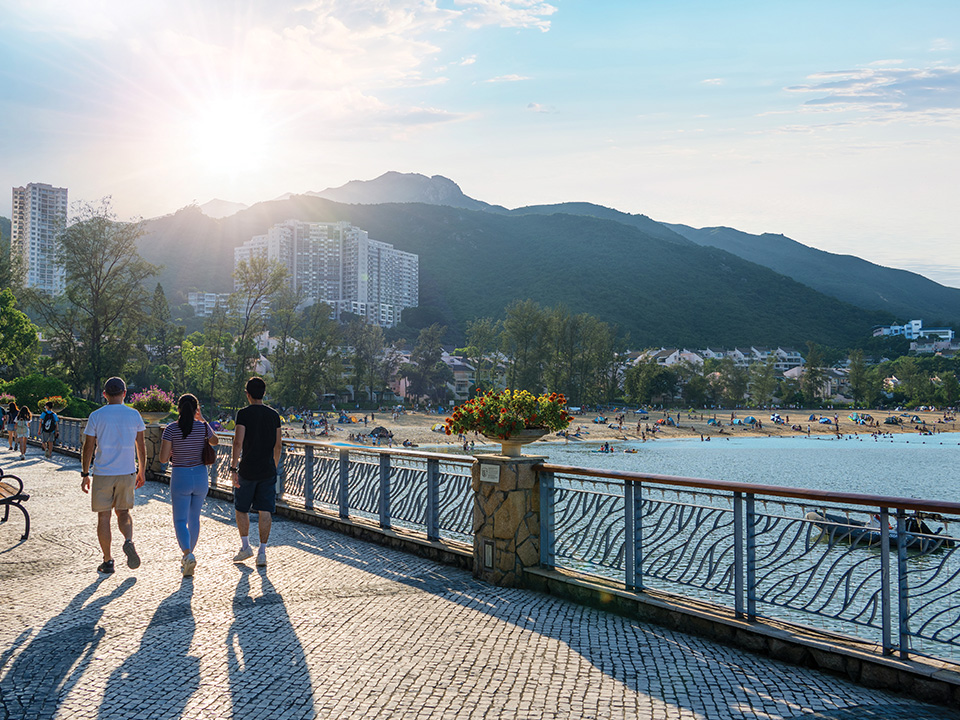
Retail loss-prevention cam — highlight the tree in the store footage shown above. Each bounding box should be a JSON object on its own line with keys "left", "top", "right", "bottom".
{"left": 27, "top": 199, "right": 157, "bottom": 397}
{"left": 457, "top": 317, "right": 501, "bottom": 394}
{"left": 847, "top": 349, "right": 871, "bottom": 406}
{"left": 149, "top": 283, "right": 175, "bottom": 366}
{"left": 401, "top": 324, "right": 453, "bottom": 403}
{"left": 344, "top": 319, "right": 386, "bottom": 403}
{"left": 718, "top": 358, "right": 749, "bottom": 406}
{"left": 500, "top": 300, "right": 549, "bottom": 392}
{"left": 227, "top": 257, "right": 289, "bottom": 406}
{"left": 748, "top": 357, "right": 777, "bottom": 407}
{"left": 802, "top": 342, "right": 827, "bottom": 404}
{"left": 273, "top": 303, "right": 342, "bottom": 408}
{"left": 0, "top": 288, "right": 40, "bottom": 380}
{"left": 625, "top": 361, "right": 677, "bottom": 406}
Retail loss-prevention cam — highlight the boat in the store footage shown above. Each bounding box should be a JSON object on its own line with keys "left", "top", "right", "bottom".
{"left": 805, "top": 511, "right": 955, "bottom": 554}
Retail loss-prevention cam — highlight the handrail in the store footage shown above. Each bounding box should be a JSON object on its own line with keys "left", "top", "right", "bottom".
{"left": 535, "top": 462, "right": 960, "bottom": 514}
{"left": 214, "top": 431, "right": 474, "bottom": 464}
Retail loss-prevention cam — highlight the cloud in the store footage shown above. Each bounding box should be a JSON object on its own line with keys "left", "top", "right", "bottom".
{"left": 701, "top": 78, "right": 725, "bottom": 86}
{"left": 930, "top": 38, "right": 953, "bottom": 52}
{"left": 526, "top": 102, "right": 556, "bottom": 113}
{"left": 455, "top": 0, "right": 557, "bottom": 32}
{"left": 460, "top": 55, "right": 477, "bottom": 65}
{"left": 787, "top": 64, "right": 960, "bottom": 115}
{"left": 486, "top": 74, "right": 531, "bottom": 83}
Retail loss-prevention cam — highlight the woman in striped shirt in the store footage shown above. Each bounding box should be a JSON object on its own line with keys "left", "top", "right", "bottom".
{"left": 159, "top": 393, "right": 218, "bottom": 576}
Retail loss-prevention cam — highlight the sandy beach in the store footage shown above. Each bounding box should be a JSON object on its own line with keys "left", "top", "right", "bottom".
{"left": 282, "top": 407, "right": 959, "bottom": 450}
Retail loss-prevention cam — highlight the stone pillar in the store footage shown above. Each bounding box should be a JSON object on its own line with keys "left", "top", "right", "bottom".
{"left": 472, "top": 454, "right": 544, "bottom": 587}
{"left": 143, "top": 424, "right": 165, "bottom": 479}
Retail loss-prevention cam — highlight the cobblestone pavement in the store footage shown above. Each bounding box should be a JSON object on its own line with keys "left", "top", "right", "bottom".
{"left": 2, "top": 449, "right": 958, "bottom": 720}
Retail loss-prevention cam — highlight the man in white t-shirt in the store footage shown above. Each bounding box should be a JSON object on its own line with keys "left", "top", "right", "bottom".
{"left": 81, "top": 377, "right": 147, "bottom": 574}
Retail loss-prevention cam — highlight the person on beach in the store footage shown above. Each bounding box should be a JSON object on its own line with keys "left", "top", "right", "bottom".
{"left": 229, "top": 376, "right": 282, "bottom": 567}
{"left": 81, "top": 377, "right": 146, "bottom": 575}
{"left": 159, "top": 394, "right": 218, "bottom": 577}
{"left": 15, "top": 406, "right": 32, "bottom": 460}
{"left": 6, "top": 402, "right": 17, "bottom": 451}
{"left": 39, "top": 402, "right": 59, "bottom": 458}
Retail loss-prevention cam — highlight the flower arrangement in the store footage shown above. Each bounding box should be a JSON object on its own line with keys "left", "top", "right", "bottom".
{"left": 0, "top": 393, "right": 16, "bottom": 406}
{"left": 39, "top": 395, "right": 68, "bottom": 411}
{"left": 445, "top": 390, "right": 572, "bottom": 439}
{"left": 128, "top": 386, "right": 176, "bottom": 413}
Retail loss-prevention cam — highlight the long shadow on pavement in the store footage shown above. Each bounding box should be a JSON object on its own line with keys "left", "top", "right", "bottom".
{"left": 227, "top": 565, "right": 316, "bottom": 720}
{"left": 0, "top": 577, "right": 135, "bottom": 720}
{"left": 97, "top": 579, "right": 199, "bottom": 720}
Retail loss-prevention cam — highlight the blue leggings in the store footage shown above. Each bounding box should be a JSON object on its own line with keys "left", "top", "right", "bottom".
{"left": 170, "top": 465, "right": 209, "bottom": 553}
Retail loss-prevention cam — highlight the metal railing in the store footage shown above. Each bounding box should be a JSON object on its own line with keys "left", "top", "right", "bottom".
{"left": 537, "top": 462, "right": 960, "bottom": 665}
{"left": 26, "top": 416, "right": 87, "bottom": 452}
{"left": 208, "top": 435, "right": 474, "bottom": 544}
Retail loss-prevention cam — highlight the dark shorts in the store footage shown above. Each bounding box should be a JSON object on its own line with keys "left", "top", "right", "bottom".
{"left": 234, "top": 475, "right": 276, "bottom": 513}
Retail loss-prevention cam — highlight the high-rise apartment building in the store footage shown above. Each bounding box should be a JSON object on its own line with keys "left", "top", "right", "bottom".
{"left": 12, "top": 183, "right": 68, "bottom": 294}
{"left": 235, "top": 220, "right": 418, "bottom": 327}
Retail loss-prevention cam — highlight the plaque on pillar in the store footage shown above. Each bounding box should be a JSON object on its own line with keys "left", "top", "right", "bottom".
{"left": 479, "top": 463, "right": 500, "bottom": 484}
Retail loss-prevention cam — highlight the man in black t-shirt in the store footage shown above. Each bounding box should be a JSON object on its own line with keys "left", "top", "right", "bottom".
{"left": 229, "top": 377, "right": 282, "bottom": 567}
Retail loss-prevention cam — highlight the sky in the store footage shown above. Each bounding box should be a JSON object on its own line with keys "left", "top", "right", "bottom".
{"left": 2, "top": 0, "right": 959, "bottom": 286}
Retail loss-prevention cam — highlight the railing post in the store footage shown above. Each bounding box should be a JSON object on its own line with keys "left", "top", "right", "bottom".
{"left": 304, "top": 445, "right": 315, "bottom": 510}
{"left": 880, "top": 506, "right": 892, "bottom": 655}
{"left": 896, "top": 508, "right": 910, "bottom": 660}
{"left": 338, "top": 448, "right": 350, "bottom": 519}
{"left": 379, "top": 453, "right": 391, "bottom": 529}
{"left": 734, "top": 491, "right": 744, "bottom": 618}
{"left": 426, "top": 458, "right": 440, "bottom": 541}
{"left": 745, "top": 493, "right": 756, "bottom": 620}
{"left": 539, "top": 470, "right": 555, "bottom": 570}
{"left": 624, "top": 480, "right": 643, "bottom": 591}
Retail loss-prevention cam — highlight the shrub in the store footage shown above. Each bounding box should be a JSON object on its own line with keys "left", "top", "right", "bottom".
{"left": 128, "top": 386, "right": 176, "bottom": 413}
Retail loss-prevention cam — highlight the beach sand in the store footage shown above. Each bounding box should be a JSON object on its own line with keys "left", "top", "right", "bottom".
{"left": 283, "top": 407, "right": 958, "bottom": 450}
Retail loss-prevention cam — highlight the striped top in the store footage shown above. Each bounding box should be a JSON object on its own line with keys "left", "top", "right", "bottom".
{"left": 161, "top": 420, "right": 212, "bottom": 468}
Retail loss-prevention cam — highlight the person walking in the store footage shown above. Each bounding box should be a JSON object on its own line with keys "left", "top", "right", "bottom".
{"left": 39, "top": 402, "right": 59, "bottom": 459}
{"left": 6, "top": 402, "right": 17, "bottom": 451}
{"left": 81, "top": 377, "right": 146, "bottom": 574}
{"left": 159, "top": 394, "right": 218, "bottom": 577}
{"left": 229, "top": 376, "right": 282, "bottom": 567}
{"left": 15, "top": 406, "right": 32, "bottom": 460}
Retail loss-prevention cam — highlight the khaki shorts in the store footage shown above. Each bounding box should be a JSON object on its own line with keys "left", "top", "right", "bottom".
{"left": 91, "top": 473, "right": 136, "bottom": 513}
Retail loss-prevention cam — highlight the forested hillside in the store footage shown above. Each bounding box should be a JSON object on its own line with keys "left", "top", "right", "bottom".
{"left": 137, "top": 197, "right": 889, "bottom": 348}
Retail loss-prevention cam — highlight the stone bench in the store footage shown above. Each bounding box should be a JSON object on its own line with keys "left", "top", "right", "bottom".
{"left": 0, "top": 470, "right": 30, "bottom": 540}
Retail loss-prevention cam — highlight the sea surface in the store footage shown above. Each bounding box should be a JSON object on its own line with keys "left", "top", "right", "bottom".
{"left": 526, "top": 432, "right": 960, "bottom": 504}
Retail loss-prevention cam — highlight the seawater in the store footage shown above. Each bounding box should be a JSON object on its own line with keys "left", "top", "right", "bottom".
{"left": 529, "top": 432, "right": 960, "bottom": 503}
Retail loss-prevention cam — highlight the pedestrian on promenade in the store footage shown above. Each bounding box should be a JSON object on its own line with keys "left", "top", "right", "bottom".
{"left": 81, "top": 377, "right": 146, "bottom": 575}
{"left": 229, "top": 376, "right": 282, "bottom": 567}
{"left": 6, "top": 402, "right": 17, "bottom": 451}
{"left": 159, "top": 393, "right": 218, "bottom": 577}
{"left": 15, "top": 406, "right": 32, "bottom": 460}
{"left": 39, "top": 402, "right": 59, "bottom": 459}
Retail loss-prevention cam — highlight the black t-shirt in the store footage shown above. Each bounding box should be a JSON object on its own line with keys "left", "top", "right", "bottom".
{"left": 235, "top": 404, "right": 281, "bottom": 480}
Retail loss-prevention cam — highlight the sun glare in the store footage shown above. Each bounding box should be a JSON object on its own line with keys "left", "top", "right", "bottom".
{"left": 191, "top": 99, "right": 271, "bottom": 175}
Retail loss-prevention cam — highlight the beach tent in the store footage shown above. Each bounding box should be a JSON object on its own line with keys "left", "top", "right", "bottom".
{"left": 371, "top": 426, "right": 391, "bottom": 438}
{"left": 430, "top": 423, "right": 446, "bottom": 432}
{"left": 743, "top": 416, "right": 756, "bottom": 424}
{"left": 910, "top": 415, "right": 923, "bottom": 423}
{"left": 808, "top": 414, "right": 818, "bottom": 421}
{"left": 707, "top": 418, "right": 719, "bottom": 426}
{"left": 732, "top": 418, "right": 743, "bottom": 425}
{"left": 593, "top": 416, "right": 606, "bottom": 424}
{"left": 884, "top": 416, "right": 901, "bottom": 425}
{"left": 819, "top": 418, "right": 834, "bottom": 424}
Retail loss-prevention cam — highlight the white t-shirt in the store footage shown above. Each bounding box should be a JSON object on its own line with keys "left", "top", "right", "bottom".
{"left": 84, "top": 404, "right": 145, "bottom": 475}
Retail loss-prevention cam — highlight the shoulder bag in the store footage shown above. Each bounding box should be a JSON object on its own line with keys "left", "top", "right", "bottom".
{"left": 201, "top": 423, "right": 217, "bottom": 466}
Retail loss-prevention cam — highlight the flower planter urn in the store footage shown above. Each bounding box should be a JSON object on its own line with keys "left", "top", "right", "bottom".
{"left": 483, "top": 427, "right": 548, "bottom": 457}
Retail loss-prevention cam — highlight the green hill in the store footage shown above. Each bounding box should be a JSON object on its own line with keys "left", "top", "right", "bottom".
{"left": 667, "top": 224, "right": 960, "bottom": 325}
{"left": 139, "top": 197, "right": 890, "bottom": 347}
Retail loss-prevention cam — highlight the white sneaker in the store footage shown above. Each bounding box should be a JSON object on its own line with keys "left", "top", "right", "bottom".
{"left": 233, "top": 547, "right": 254, "bottom": 563}
{"left": 182, "top": 553, "right": 197, "bottom": 577}
{"left": 256, "top": 550, "right": 267, "bottom": 567}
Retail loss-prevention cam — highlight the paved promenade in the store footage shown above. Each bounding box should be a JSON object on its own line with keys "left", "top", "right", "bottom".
{"left": 2, "top": 448, "right": 958, "bottom": 720}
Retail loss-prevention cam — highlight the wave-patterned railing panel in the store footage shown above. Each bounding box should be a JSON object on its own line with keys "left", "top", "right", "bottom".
{"left": 210, "top": 435, "right": 473, "bottom": 544}
{"left": 538, "top": 463, "right": 960, "bottom": 665}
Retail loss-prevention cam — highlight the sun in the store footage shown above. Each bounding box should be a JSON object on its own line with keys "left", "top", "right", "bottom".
{"left": 191, "top": 98, "right": 271, "bottom": 175}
